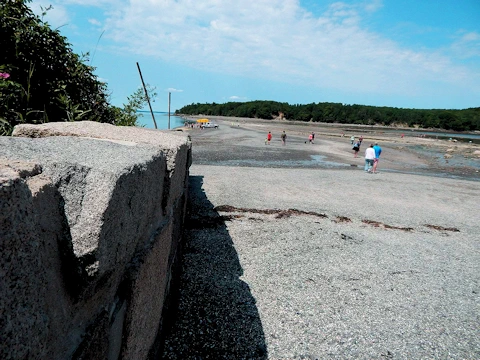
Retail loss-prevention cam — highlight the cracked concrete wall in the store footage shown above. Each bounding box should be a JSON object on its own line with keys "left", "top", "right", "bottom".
{"left": 0, "top": 122, "right": 191, "bottom": 359}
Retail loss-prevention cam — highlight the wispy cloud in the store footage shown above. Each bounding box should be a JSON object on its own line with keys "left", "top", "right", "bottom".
{"left": 450, "top": 31, "right": 480, "bottom": 59}
{"left": 62, "top": 0, "right": 119, "bottom": 5}
{"left": 88, "top": 18, "right": 102, "bottom": 26}
{"left": 166, "top": 88, "right": 184, "bottom": 93}
{"left": 229, "top": 96, "right": 248, "bottom": 101}
{"left": 364, "top": 0, "right": 383, "bottom": 13}
{"left": 30, "top": 1, "right": 70, "bottom": 28}
{"left": 30, "top": 0, "right": 480, "bottom": 104}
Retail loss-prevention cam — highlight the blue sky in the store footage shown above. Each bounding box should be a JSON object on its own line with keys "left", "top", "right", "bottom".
{"left": 29, "top": 0, "right": 480, "bottom": 112}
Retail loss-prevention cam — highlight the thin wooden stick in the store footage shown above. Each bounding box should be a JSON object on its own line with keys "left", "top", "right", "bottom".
{"left": 136, "top": 62, "right": 157, "bottom": 129}
{"left": 168, "top": 92, "right": 171, "bottom": 129}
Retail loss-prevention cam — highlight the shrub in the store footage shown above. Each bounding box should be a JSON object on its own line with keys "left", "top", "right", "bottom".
{"left": 0, "top": 0, "right": 116, "bottom": 135}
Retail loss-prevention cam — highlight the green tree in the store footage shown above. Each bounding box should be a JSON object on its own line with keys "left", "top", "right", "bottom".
{"left": 176, "top": 101, "right": 480, "bottom": 131}
{"left": 111, "top": 85, "right": 157, "bottom": 127}
{"left": 0, "top": 0, "right": 116, "bottom": 135}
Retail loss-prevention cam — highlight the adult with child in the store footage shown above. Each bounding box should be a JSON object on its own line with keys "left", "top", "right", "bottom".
{"left": 373, "top": 143, "right": 382, "bottom": 173}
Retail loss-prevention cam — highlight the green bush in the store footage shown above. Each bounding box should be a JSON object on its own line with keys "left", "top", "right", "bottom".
{"left": 0, "top": 0, "right": 116, "bottom": 135}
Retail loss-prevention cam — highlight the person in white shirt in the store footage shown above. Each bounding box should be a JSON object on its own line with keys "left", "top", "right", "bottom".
{"left": 364, "top": 144, "right": 375, "bottom": 172}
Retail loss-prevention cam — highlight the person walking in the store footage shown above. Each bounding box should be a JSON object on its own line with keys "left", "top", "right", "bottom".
{"left": 350, "top": 135, "right": 355, "bottom": 145}
{"left": 266, "top": 131, "right": 272, "bottom": 145}
{"left": 372, "top": 142, "right": 382, "bottom": 173}
{"left": 364, "top": 144, "right": 375, "bottom": 172}
{"left": 311, "top": 132, "right": 315, "bottom": 144}
{"left": 308, "top": 133, "right": 313, "bottom": 144}
{"left": 281, "top": 131, "right": 287, "bottom": 145}
{"left": 352, "top": 140, "right": 361, "bottom": 158}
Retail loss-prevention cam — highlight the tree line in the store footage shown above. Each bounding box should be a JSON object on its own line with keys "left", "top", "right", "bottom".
{"left": 176, "top": 101, "right": 480, "bottom": 132}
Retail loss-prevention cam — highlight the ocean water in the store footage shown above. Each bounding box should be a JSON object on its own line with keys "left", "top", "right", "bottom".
{"left": 136, "top": 111, "right": 185, "bottom": 130}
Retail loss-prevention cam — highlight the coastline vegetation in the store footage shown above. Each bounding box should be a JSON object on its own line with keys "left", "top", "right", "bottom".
{"left": 176, "top": 101, "right": 480, "bottom": 132}
{"left": 2, "top": 1, "right": 478, "bottom": 135}
{"left": 0, "top": 0, "right": 153, "bottom": 135}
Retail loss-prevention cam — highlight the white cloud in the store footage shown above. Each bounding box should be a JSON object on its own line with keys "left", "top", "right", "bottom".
{"left": 166, "top": 88, "right": 184, "bottom": 93}
{"left": 461, "top": 32, "right": 480, "bottom": 42}
{"left": 364, "top": 0, "right": 383, "bottom": 13}
{"left": 29, "top": 1, "right": 70, "bottom": 28}
{"left": 449, "top": 31, "right": 480, "bottom": 59}
{"left": 62, "top": 0, "right": 120, "bottom": 5}
{"left": 43, "top": 0, "right": 480, "bottom": 101}
{"left": 229, "top": 96, "right": 248, "bottom": 101}
{"left": 88, "top": 18, "right": 102, "bottom": 26}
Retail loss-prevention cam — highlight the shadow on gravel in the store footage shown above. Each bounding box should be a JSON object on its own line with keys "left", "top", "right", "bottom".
{"left": 162, "top": 175, "right": 267, "bottom": 359}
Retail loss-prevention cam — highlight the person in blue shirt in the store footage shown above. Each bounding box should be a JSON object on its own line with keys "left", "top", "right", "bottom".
{"left": 372, "top": 143, "right": 382, "bottom": 173}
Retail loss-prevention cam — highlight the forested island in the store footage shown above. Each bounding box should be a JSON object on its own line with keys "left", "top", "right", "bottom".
{"left": 176, "top": 101, "right": 480, "bottom": 132}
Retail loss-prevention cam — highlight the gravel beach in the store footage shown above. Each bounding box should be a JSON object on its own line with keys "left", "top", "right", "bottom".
{"left": 162, "top": 119, "right": 480, "bottom": 359}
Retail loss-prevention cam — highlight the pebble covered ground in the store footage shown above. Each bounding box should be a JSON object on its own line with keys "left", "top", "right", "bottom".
{"left": 162, "top": 122, "right": 479, "bottom": 359}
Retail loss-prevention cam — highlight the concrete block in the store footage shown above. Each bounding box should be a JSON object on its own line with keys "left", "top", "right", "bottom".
{"left": 2, "top": 122, "right": 191, "bottom": 359}
{"left": 108, "top": 300, "right": 127, "bottom": 360}
{"left": 121, "top": 221, "right": 174, "bottom": 360}
{"left": 163, "top": 144, "right": 191, "bottom": 210}
{"left": 0, "top": 163, "right": 51, "bottom": 359}
{"left": 13, "top": 121, "right": 192, "bottom": 210}
{"left": 0, "top": 160, "right": 108, "bottom": 359}
{"left": 72, "top": 310, "right": 110, "bottom": 360}
{"left": 0, "top": 137, "right": 166, "bottom": 285}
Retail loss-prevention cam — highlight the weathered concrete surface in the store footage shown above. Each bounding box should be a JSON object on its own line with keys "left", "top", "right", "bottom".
{"left": 13, "top": 121, "right": 192, "bottom": 209}
{"left": 1, "top": 162, "right": 53, "bottom": 359}
{"left": 1, "top": 122, "right": 191, "bottom": 359}
{"left": 121, "top": 221, "right": 173, "bottom": 359}
{"left": 1, "top": 136, "right": 167, "bottom": 278}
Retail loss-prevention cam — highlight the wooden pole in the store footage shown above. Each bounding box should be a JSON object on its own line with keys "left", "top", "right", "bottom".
{"left": 136, "top": 62, "right": 157, "bottom": 129}
{"left": 168, "top": 92, "right": 171, "bottom": 130}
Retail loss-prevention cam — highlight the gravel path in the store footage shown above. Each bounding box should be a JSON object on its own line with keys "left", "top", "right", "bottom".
{"left": 162, "top": 122, "right": 480, "bottom": 359}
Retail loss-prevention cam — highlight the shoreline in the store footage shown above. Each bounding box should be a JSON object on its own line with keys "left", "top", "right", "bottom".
{"left": 181, "top": 115, "right": 480, "bottom": 181}
{"left": 164, "top": 116, "right": 480, "bottom": 359}
{"left": 179, "top": 114, "right": 480, "bottom": 137}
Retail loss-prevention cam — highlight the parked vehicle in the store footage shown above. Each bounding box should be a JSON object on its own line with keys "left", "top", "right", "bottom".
{"left": 201, "top": 122, "right": 219, "bottom": 129}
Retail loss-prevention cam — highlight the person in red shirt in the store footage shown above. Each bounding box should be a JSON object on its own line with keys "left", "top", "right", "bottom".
{"left": 267, "top": 131, "right": 272, "bottom": 145}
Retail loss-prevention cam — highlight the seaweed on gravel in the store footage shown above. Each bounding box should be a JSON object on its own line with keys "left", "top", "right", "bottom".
{"left": 334, "top": 216, "right": 352, "bottom": 223}
{"left": 214, "top": 205, "right": 328, "bottom": 219}
{"left": 424, "top": 224, "right": 460, "bottom": 232}
{"left": 362, "top": 219, "right": 414, "bottom": 231}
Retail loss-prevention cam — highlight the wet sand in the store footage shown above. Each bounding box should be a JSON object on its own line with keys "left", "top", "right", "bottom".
{"left": 182, "top": 116, "right": 480, "bottom": 181}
